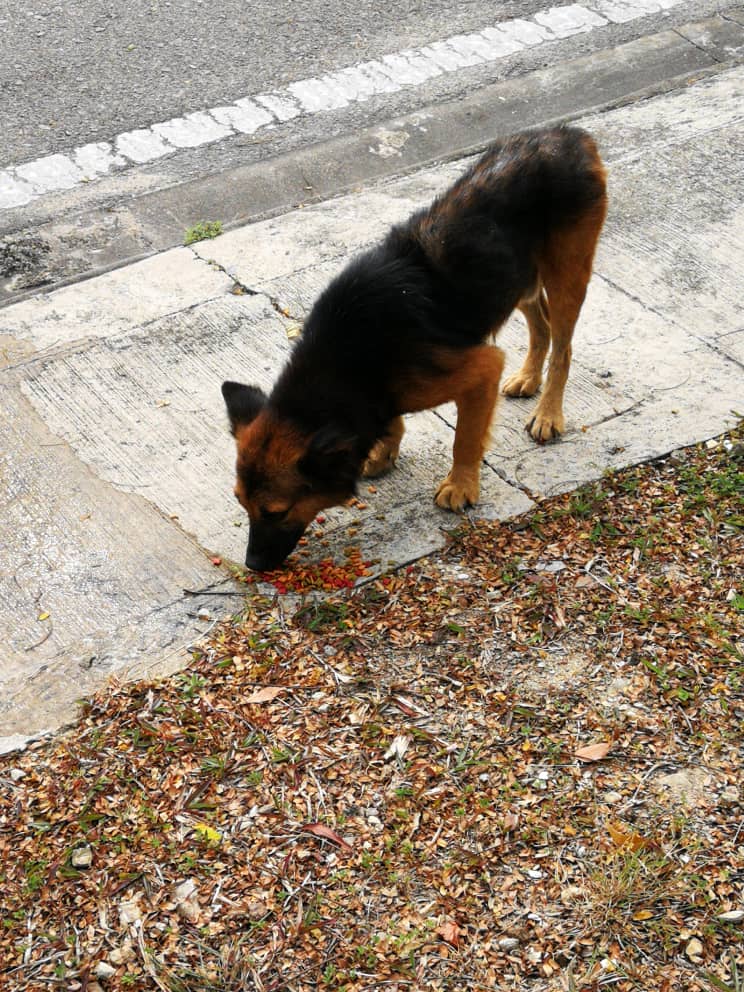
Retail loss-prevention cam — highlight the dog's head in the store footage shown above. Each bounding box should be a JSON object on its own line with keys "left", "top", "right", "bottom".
{"left": 222, "top": 381, "right": 363, "bottom": 571}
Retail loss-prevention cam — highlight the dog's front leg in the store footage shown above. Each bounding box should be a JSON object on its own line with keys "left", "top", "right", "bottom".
{"left": 362, "top": 416, "right": 405, "bottom": 478}
{"left": 435, "top": 345, "right": 504, "bottom": 511}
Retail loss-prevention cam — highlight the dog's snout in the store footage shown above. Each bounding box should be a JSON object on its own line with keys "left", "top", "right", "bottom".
{"left": 244, "top": 520, "right": 306, "bottom": 573}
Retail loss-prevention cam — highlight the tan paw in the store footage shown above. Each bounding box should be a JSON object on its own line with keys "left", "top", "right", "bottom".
{"left": 502, "top": 370, "right": 542, "bottom": 398}
{"left": 526, "top": 408, "right": 564, "bottom": 443}
{"left": 434, "top": 471, "right": 480, "bottom": 511}
{"left": 362, "top": 440, "right": 399, "bottom": 478}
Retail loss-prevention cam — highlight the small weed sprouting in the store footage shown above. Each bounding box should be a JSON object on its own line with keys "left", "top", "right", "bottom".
{"left": 184, "top": 221, "right": 223, "bottom": 245}
{"left": 294, "top": 600, "right": 351, "bottom": 633}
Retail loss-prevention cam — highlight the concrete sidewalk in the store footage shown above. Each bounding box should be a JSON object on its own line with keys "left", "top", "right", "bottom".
{"left": 1, "top": 63, "right": 742, "bottom": 751}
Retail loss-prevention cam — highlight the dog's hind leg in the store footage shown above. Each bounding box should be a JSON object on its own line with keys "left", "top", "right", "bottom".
{"left": 527, "top": 202, "right": 606, "bottom": 442}
{"left": 435, "top": 344, "right": 505, "bottom": 511}
{"left": 362, "top": 416, "right": 405, "bottom": 477}
{"left": 502, "top": 288, "right": 551, "bottom": 398}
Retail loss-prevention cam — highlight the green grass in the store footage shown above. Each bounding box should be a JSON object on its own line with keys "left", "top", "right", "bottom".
{"left": 184, "top": 220, "right": 223, "bottom": 245}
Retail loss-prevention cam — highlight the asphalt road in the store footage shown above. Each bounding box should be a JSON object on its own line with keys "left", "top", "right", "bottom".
{"left": 0, "top": 0, "right": 721, "bottom": 169}
{"left": 2, "top": 0, "right": 543, "bottom": 167}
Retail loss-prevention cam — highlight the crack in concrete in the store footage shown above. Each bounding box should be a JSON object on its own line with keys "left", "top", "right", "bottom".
{"left": 672, "top": 26, "right": 724, "bottom": 62}
{"left": 696, "top": 333, "right": 744, "bottom": 371}
{"left": 188, "top": 245, "right": 306, "bottom": 325}
{"left": 594, "top": 270, "right": 672, "bottom": 324}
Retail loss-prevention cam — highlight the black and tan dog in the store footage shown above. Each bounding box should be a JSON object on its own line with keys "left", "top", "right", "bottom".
{"left": 223, "top": 125, "right": 607, "bottom": 571}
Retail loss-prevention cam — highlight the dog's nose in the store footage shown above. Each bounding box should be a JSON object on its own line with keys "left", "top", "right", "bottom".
{"left": 244, "top": 549, "right": 286, "bottom": 572}
{"left": 245, "top": 520, "right": 306, "bottom": 573}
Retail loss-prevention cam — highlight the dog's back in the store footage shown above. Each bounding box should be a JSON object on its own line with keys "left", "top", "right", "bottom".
{"left": 390, "top": 125, "right": 607, "bottom": 343}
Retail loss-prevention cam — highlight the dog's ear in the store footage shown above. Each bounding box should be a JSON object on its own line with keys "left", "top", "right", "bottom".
{"left": 221, "top": 381, "right": 267, "bottom": 435}
{"left": 299, "top": 424, "right": 361, "bottom": 490}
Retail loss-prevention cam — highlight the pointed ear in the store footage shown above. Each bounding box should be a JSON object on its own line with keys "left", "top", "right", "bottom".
{"left": 221, "top": 381, "right": 267, "bottom": 435}
{"left": 298, "top": 424, "right": 362, "bottom": 490}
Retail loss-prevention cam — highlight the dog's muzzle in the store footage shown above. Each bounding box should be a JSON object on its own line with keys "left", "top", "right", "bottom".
{"left": 244, "top": 520, "right": 306, "bottom": 572}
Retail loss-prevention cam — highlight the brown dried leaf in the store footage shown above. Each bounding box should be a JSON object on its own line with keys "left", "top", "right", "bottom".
{"left": 437, "top": 919, "right": 462, "bottom": 947}
{"left": 607, "top": 821, "right": 655, "bottom": 852}
{"left": 302, "top": 823, "right": 353, "bottom": 853}
{"left": 575, "top": 741, "right": 612, "bottom": 762}
{"left": 245, "top": 686, "right": 284, "bottom": 704}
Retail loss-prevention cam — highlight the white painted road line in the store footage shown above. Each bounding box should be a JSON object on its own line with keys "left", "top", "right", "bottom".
{"left": 0, "top": 0, "right": 683, "bottom": 211}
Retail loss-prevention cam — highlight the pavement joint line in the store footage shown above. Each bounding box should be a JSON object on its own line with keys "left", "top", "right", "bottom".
{"left": 0, "top": 0, "right": 686, "bottom": 211}
{"left": 699, "top": 337, "right": 744, "bottom": 371}
{"left": 673, "top": 24, "right": 724, "bottom": 58}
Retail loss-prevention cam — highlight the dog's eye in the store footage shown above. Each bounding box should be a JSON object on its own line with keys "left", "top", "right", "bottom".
{"left": 261, "top": 507, "right": 289, "bottom": 522}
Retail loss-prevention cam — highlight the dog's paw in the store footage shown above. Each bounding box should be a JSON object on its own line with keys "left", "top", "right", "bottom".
{"left": 434, "top": 471, "right": 479, "bottom": 511}
{"left": 502, "top": 370, "right": 542, "bottom": 398}
{"left": 362, "top": 440, "right": 399, "bottom": 478}
{"left": 526, "top": 408, "right": 564, "bottom": 443}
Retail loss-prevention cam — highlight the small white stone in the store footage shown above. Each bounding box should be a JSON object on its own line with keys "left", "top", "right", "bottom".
{"left": 498, "top": 936, "right": 520, "bottom": 951}
{"left": 71, "top": 843, "right": 93, "bottom": 868}
{"left": 93, "top": 961, "right": 116, "bottom": 980}
{"left": 174, "top": 878, "right": 198, "bottom": 903}
{"left": 118, "top": 899, "right": 141, "bottom": 926}
{"left": 9, "top": 767, "right": 26, "bottom": 782}
{"left": 108, "top": 940, "right": 135, "bottom": 965}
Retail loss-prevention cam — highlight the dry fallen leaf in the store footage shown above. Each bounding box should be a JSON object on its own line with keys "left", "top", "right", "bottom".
{"left": 245, "top": 686, "right": 284, "bottom": 704}
{"left": 607, "top": 821, "right": 655, "bottom": 852}
{"left": 575, "top": 741, "right": 612, "bottom": 762}
{"left": 302, "top": 823, "right": 353, "bottom": 853}
{"left": 437, "top": 919, "right": 462, "bottom": 947}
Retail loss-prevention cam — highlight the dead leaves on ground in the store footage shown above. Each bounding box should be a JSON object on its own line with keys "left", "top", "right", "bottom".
{"left": 1, "top": 427, "right": 743, "bottom": 991}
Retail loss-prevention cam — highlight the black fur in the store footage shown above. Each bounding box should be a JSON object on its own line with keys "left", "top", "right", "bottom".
{"left": 265, "top": 125, "right": 604, "bottom": 447}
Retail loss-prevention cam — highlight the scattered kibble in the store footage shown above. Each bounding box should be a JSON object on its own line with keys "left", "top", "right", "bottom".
{"left": 241, "top": 548, "right": 373, "bottom": 594}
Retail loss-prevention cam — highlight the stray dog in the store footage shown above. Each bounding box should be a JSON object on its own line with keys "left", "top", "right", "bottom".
{"left": 223, "top": 125, "right": 607, "bottom": 571}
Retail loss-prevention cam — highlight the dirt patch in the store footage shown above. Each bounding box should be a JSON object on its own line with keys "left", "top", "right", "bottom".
{"left": 652, "top": 766, "right": 721, "bottom": 810}
{"left": 0, "top": 235, "right": 51, "bottom": 282}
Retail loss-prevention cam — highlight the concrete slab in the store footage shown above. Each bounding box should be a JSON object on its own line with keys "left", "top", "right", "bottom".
{"left": 0, "top": 382, "right": 242, "bottom": 742}
{"left": 1, "top": 61, "right": 743, "bottom": 748}
{"left": 0, "top": 247, "right": 231, "bottom": 352}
